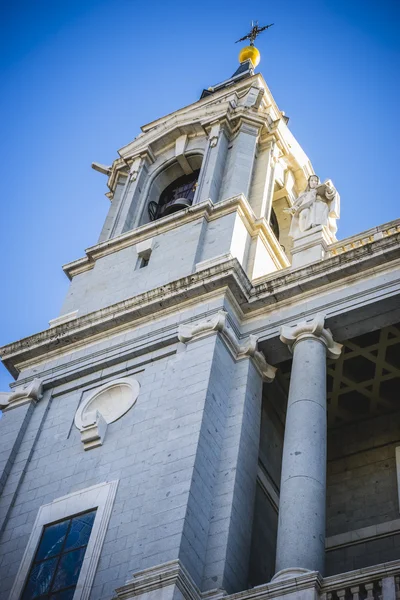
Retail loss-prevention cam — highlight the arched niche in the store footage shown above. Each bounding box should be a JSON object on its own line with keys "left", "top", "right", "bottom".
{"left": 139, "top": 153, "right": 203, "bottom": 226}
{"left": 74, "top": 377, "right": 140, "bottom": 450}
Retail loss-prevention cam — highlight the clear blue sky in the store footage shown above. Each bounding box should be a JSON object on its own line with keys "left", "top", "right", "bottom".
{"left": 0, "top": 0, "right": 399, "bottom": 390}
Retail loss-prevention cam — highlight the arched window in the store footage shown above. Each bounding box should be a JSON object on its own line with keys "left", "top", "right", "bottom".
{"left": 148, "top": 170, "right": 200, "bottom": 221}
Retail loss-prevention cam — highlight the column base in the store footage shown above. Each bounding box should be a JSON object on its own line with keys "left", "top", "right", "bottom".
{"left": 271, "top": 567, "right": 312, "bottom": 582}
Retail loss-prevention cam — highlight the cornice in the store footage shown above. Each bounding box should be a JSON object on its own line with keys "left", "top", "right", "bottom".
{"left": 115, "top": 559, "right": 201, "bottom": 600}
{"left": 63, "top": 195, "right": 262, "bottom": 280}
{"left": 2, "top": 231, "right": 400, "bottom": 379}
{"left": 249, "top": 231, "right": 400, "bottom": 312}
{"left": 136, "top": 74, "right": 269, "bottom": 135}
{"left": 178, "top": 310, "right": 276, "bottom": 382}
{"left": 1, "top": 259, "right": 251, "bottom": 377}
{"left": 227, "top": 570, "right": 322, "bottom": 600}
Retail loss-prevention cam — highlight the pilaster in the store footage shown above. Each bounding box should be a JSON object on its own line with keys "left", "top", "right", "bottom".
{"left": 110, "top": 151, "right": 154, "bottom": 238}
{"left": 195, "top": 122, "right": 229, "bottom": 205}
{"left": 178, "top": 310, "right": 275, "bottom": 592}
{"left": 219, "top": 122, "right": 260, "bottom": 202}
{"left": 249, "top": 139, "right": 278, "bottom": 220}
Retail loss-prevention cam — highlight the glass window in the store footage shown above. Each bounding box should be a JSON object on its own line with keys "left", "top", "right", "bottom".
{"left": 22, "top": 510, "right": 96, "bottom": 600}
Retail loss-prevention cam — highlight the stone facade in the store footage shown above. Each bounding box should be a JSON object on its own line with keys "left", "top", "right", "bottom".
{"left": 0, "top": 61, "right": 400, "bottom": 600}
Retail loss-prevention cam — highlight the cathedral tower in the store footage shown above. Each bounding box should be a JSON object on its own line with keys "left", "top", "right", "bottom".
{"left": 1, "top": 32, "right": 400, "bottom": 600}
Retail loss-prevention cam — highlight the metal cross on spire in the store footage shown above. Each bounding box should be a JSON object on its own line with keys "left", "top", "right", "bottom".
{"left": 235, "top": 21, "right": 274, "bottom": 46}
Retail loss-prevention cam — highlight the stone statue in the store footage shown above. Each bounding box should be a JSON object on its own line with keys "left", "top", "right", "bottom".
{"left": 285, "top": 174, "right": 340, "bottom": 239}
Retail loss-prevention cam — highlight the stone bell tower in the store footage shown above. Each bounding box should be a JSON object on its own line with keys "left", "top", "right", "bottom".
{"left": 2, "top": 25, "right": 399, "bottom": 600}
{"left": 0, "top": 33, "right": 331, "bottom": 600}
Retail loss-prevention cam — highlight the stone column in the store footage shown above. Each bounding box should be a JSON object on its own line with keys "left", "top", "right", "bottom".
{"left": 274, "top": 314, "right": 342, "bottom": 580}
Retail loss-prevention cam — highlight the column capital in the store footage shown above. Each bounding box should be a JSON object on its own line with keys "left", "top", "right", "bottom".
{"left": 280, "top": 313, "right": 342, "bottom": 360}
{"left": 178, "top": 310, "right": 276, "bottom": 382}
{"left": 0, "top": 378, "right": 43, "bottom": 411}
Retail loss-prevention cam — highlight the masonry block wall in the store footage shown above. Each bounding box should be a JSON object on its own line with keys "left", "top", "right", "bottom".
{"left": 0, "top": 294, "right": 266, "bottom": 599}
{"left": 325, "top": 410, "right": 400, "bottom": 575}
{"left": 60, "top": 210, "right": 252, "bottom": 319}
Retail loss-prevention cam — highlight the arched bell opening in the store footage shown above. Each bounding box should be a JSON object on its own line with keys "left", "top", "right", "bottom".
{"left": 148, "top": 169, "right": 200, "bottom": 221}
{"left": 141, "top": 154, "right": 203, "bottom": 225}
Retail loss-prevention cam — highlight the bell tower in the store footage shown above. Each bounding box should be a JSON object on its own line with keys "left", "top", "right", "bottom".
{"left": 55, "top": 33, "right": 321, "bottom": 325}
{"left": 11, "top": 26, "right": 400, "bottom": 600}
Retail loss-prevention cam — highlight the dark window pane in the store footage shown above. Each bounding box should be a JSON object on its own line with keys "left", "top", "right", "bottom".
{"left": 22, "top": 557, "right": 58, "bottom": 599}
{"left": 51, "top": 547, "right": 86, "bottom": 592}
{"left": 50, "top": 588, "right": 76, "bottom": 599}
{"left": 64, "top": 511, "right": 96, "bottom": 551}
{"left": 35, "top": 520, "right": 70, "bottom": 561}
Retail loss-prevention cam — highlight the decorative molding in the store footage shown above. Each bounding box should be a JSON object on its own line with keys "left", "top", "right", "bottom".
{"left": 326, "top": 518, "right": 400, "bottom": 551}
{"left": 237, "top": 569, "right": 322, "bottom": 599}
{"left": 117, "top": 557, "right": 400, "bottom": 600}
{"left": 195, "top": 252, "right": 234, "bottom": 272}
{"left": 1, "top": 259, "right": 251, "bottom": 378}
{"left": 135, "top": 237, "right": 154, "bottom": 259}
{"left": 322, "top": 558, "right": 400, "bottom": 594}
{"left": 1, "top": 231, "right": 400, "bottom": 378}
{"left": 178, "top": 310, "right": 276, "bottom": 382}
{"left": 0, "top": 378, "right": 43, "bottom": 411}
{"left": 178, "top": 310, "right": 226, "bottom": 343}
{"left": 9, "top": 480, "right": 119, "bottom": 600}
{"left": 208, "top": 123, "right": 221, "bottom": 148}
{"left": 128, "top": 156, "right": 141, "bottom": 182}
{"left": 49, "top": 310, "right": 79, "bottom": 329}
{"left": 209, "top": 136, "right": 219, "bottom": 148}
{"left": 78, "top": 410, "right": 108, "bottom": 451}
{"left": 280, "top": 313, "right": 342, "bottom": 360}
{"left": 62, "top": 195, "right": 252, "bottom": 278}
{"left": 115, "top": 559, "right": 201, "bottom": 600}
{"left": 329, "top": 219, "right": 400, "bottom": 257}
{"left": 75, "top": 377, "right": 140, "bottom": 450}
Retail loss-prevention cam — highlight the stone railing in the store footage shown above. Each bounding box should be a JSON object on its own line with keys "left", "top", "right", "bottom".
{"left": 321, "top": 561, "right": 400, "bottom": 600}
{"left": 115, "top": 558, "right": 400, "bottom": 600}
{"left": 328, "top": 219, "right": 400, "bottom": 257}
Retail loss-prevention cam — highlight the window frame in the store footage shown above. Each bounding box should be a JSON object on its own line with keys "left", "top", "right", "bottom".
{"left": 9, "top": 480, "right": 118, "bottom": 600}
{"left": 21, "top": 508, "right": 97, "bottom": 599}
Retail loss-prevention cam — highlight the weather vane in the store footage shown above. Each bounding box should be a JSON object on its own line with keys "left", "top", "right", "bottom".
{"left": 235, "top": 21, "right": 274, "bottom": 46}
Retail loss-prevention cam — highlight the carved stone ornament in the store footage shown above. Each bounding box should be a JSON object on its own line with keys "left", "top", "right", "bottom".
{"left": 0, "top": 378, "right": 43, "bottom": 411}
{"left": 75, "top": 377, "right": 140, "bottom": 450}
{"left": 178, "top": 311, "right": 226, "bottom": 344}
{"left": 280, "top": 313, "right": 342, "bottom": 360}
{"left": 209, "top": 135, "right": 219, "bottom": 148}
{"left": 129, "top": 156, "right": 142, "bottom": 182}
{"left": 284, "top": 174, "right": 340, "bottom": 240}
{"left": 178, "top": 310, "right": 276, "bottom": 382}
{"left": 130, "top": 170, "right": 139, "bottom": 182}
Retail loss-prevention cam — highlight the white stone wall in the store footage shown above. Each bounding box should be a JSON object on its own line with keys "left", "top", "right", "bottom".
{"left": 60, "top": 210, "right": 254, "bottom": 318}
{"left": 0, "top": 297, "right": 265, "bottom": 598}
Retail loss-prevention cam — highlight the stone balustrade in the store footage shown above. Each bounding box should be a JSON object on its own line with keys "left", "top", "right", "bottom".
{"left": 320, "top": 561, "right": 400, "bottom": 600}
{"left": 115, "top": 558, "right": 400, "bottom": 600}
{"left": 329, "top": 219, "right": 400, "bottom": 257}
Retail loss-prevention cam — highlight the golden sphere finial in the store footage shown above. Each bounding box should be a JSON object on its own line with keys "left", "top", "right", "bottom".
{"left": 238, "top": 45, "right": 260, "bottom": 67}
